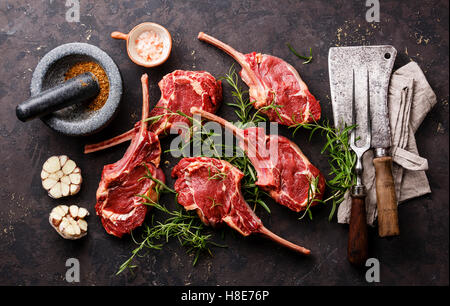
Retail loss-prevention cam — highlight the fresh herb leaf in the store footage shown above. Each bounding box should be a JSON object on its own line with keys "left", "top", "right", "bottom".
{"left": 117, "top": 169, "right": 225, "bottom": 275}
{"left": 289, "top": 119, "right": 356, "bottom": 221}
{"left": 208, "top": 197, "right": 223, "bottom": 208}
{"left": 287, "top": 44, "right": 313, "bottom": 64}
{"left": 207, "top": 166, "right": 228, "bottom": 181}
{"left": 298, "top": 175, "right": 321, "bottom": 220}
{"left": 220, "top": 65, "right": 254, "bottom": 125}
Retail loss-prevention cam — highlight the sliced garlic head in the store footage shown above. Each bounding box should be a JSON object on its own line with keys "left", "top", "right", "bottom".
{"left": 41, "top": 155, "right": 82, "bottom": 199}
{"left": 49, "top": 205, "right": 89, "bottom": 240}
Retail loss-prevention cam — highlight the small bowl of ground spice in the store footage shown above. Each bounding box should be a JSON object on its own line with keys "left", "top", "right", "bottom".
{"left": 30, "top": 43, "right": 122, "bottom": 136}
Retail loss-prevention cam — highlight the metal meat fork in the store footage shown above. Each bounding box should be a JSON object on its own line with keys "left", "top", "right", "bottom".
{"left": 347, "top": 69, "right": 370, "bottom": 266}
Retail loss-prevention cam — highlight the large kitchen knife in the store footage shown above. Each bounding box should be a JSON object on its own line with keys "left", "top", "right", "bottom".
{"left": 329, "top": 46, "right": 400, "bottom": 238}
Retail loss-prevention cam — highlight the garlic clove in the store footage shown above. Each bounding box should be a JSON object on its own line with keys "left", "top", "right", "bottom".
{"left": 59, "top": 155, "right": 68, "bottom": 166}
{"left": 73, "top": 224, "right": 81, "bottom": 236}
{"left": 69, "top": 173, "right": 82, "bottom": 185}
{"left": 60, "top": 205, "right": 69, "bottom": 215}
{"left": 62, "top": 159, "right": 76, "bottom": 175}
{"left": 77, "top": 207, "right": 88, "bottom": 219}
{"left": 50, "top": 212, "right": 62, "bottom": 226}
{"left": 56, "top": 170, "right": 64, "bottom": 179}
{"left": 78, "top": 219, "right": 88, "bottom": 232}
{"left": 49, "top": 182, "right": 62, "bottom": 199}
{"left": 42, "top": 178, "right": 57, "bottom": 190}
{"left": 68, "top": 218, "right": 77, "bottom": 227}
{"left": 41, "top": 170, "right": 49, "bottom": 180}
{"left": 48, "top": 173, "right": 60, "bottom": 181}
{"left": 61, "top": 183, "right": 70, "bottom": 197}
{"left": 53, "top": 206, "right": 65, "bottom": 217}
{"left": 59, "top": 218, "right": 69, "bottom": 232}
{"left": 69, "top": 205, "right": 79, "bottom": 218}
{"left": 65, "top": 224, "right": 75, "bottom": 236}
{"left": 43, "top": 156, "right": 61, "bottom": 173}
{"left": 70, "top": 184, "right": 80, "bottom": 195}
{"left": 60, "top": 175, "right": 71, "bottom": 185}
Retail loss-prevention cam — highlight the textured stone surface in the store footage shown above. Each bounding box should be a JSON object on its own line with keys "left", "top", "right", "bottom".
{"left": 0, "top": 0, "right": 448, "bottom": 285}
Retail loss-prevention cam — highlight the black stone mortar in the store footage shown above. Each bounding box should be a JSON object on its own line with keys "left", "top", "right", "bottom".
{"left": 30, "top": 43, "right": 122, "bottom": 136}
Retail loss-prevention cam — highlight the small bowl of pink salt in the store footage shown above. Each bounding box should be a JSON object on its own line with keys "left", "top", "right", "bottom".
{"left": 111, "top": 22, "right": 172, "bottom": 68}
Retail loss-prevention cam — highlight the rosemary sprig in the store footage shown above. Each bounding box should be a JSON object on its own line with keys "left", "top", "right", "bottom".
{"left": 208, "top": 197, "right": 223, "bottom": 209}
{"left": 298, "top": 175, "right": 321, "bottom": 220}
{"left": 116, "top": 222, "right": 162, "bottom": 275}
{"left": 207, "top": 166, "right": 227, "bottom": 181}
{"left": 289, "top": 119, "right": 356, "bottom": 221}
{"left": 220, "top": 66, "right": 283, "bottom": 126}
{"left": 220, "top": 65, "right": 254, "bottom": 125}
{"left": 250, "top": 91, "right": 283, "bottom": 123}
{"left": 138, "top": 164, "right": 176, "bottom": 195}
{"left": 286, "top": 44, "right": 313, "bottom": 64}
{"left": 117, "top": 168, "right": 224, "bottom": 275}
{"left": 141, "top": 196, "right": 224, "bottom": 265}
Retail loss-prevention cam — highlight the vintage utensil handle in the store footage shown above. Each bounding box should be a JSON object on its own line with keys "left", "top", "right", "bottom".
{"left": 373, "top": 156, "right": 400, "bottom": 237}
{"left": 111, "top": 31, "right": 128, "bottom": 40}
{"left": 16, "top": 72, "right": 99, "bottom": 122}
{"left": 348, "top": 195, "right": 369, "bottom": 266}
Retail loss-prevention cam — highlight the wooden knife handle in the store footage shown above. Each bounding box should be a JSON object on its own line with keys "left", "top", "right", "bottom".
{"left": 373, "top": 156, "right": 400, "bottom": 237}
{"left": 348, "top": 196, "right": 369, "bottom": 266}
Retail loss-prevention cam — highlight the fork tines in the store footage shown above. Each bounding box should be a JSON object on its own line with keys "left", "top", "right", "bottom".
{"left": 350, "top": 69, "right": 371, "bottom": 153}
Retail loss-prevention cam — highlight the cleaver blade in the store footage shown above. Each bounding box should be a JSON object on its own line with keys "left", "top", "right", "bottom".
{"left": 328, "top": 45, "right": 396, "bottom": 151}
{"left": 328, "top": 45, "right": 400, "bottom": 238}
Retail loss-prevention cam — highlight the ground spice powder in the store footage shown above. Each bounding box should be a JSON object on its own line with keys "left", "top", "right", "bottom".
{"left": 65, "top": 61, "right": 109, "bottom": 111}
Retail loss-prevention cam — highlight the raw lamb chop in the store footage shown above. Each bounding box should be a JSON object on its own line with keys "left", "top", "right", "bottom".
{"left": 95, "top": 74, "right": 165, "bottom": 237}
{"left": 198, "top": 32, "right": 321, "bottom": 126}
{"left": 191, "top": 107, "right": 326, "bottom": 212}
{"left": 148, "top": 70, "right": 222, "bottom": 136}
{"left": 172, "top": 157, "right": 310, "bottom": 254}
{"left": 84, "top": 70, "right": 222, "bottom": 154}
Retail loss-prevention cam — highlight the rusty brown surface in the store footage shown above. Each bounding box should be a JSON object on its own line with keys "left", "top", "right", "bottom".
{"left": 0, "top": 0, "right": 448, "bottom": 285}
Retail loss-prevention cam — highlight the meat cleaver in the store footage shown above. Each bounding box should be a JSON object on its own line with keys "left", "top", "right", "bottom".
{"left": 328, "top": 46, "right": 400, "bottom": 238}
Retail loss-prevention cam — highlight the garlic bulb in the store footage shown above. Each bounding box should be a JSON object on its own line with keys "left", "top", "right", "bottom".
{"left": 49, "top": 205, "right": 89, "bottom": 240}
{"left": 41, "top": 156, "right": 82, "bottom": 199}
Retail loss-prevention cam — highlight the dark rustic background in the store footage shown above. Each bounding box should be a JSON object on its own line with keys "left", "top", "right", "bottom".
{"left": 0, "top": 0, "right": 448, "bottom": 286}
